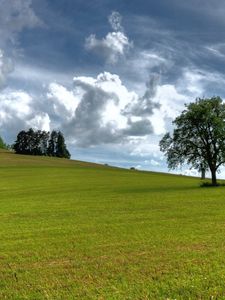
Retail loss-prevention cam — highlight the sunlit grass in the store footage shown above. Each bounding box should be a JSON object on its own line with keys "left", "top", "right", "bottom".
{"left": 0, "top": 151, "right": 225, "bottom": 299}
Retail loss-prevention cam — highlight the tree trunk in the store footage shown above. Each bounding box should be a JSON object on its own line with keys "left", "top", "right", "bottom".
{"left": 211, "top": 168, "right": 217, "bottom": 186}
{"left": 201, "top": 168, "right": 205, "bottom": 180}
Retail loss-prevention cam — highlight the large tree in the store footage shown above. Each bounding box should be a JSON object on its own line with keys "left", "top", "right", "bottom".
{"left": 159, "top": 97, "right": 225, "bottom": 186}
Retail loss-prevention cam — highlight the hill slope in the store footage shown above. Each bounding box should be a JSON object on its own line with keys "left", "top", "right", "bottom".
{"left": 0, "top": 151, "right": 225, "bottom": 299}
{"left": 0, "top": 149, "right": 108, "bottom": 168}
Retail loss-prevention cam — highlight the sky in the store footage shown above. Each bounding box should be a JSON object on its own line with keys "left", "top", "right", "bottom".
{"left": 1, "top": 0, "right": 225, "bottom": 175}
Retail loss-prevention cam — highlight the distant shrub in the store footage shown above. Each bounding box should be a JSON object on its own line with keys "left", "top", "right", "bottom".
{"left": 130, "top": 167, "right": 136, "bottom": 170}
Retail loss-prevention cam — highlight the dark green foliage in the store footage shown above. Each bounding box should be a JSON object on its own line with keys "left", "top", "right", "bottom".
{"left": 47, "top": 130, "right": 58, "bottom": 156}
{"left": 13, "top": 129, "right": 49, "bottom": 156}
{"left": 160, "top": 97, "right": 225, "bottom": 186}
{"left": 55, "top": 131, "right": 71, "bottom": 159}
{"left": 0, "top": 135, "right": 7, "bottom": 149}
{"left": 13, "top": 129, "right": 70, "bottom": 159}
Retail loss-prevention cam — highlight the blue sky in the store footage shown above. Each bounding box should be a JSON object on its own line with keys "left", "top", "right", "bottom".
{"left": 1, "top": 0, "right": 225, "bottom": 175}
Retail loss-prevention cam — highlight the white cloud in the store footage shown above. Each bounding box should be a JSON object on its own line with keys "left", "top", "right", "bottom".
{"left": 130, "top": 139, "right": 162, "bottom": 158}
{"left": 177, "top": 70, "right": 206, "bottom": 95}
{"left": 28, "top": 113, "right": 50, "bottom": 132}
{"left": 64, "top": 72, "right": 132, "bottom": 146}
{"left": 44, "top": 72, "right": 158, "bottom": 147}
{"left": 123, "top": 74, "right": 160, "bottom": 117}
{"left": 0, "top": 91, "right": 33, "bottom": 119}
{"left": 45, "top": 69, "right": 211, "bottom": 149}
{"left": 155, "top": 84, "right": 188, "bottom": 118}
{"left": 0, "top": 90, "right": 50, "bottom": 140}
{"left": 179, "top": 68, "right": 225, "bottom": 96}
{"left": 85, "top": 32, "right": 132, "bottom": 64}
{"left": 47, "top": 82, "right": 79, "bottom": 120}
{"left": 141, "top": 83, "right": 189, "bottom": 135}
{"left": 85, "top": 12, "right": 132, "bottom": 64}
{"left": 0, "top": 71, "right": 160, "bottom": 146}
{"left": 2, "top": 66, "right": 218, "bottom": 156}
{"left": 146, "top": 67, "right": 225, "bottom": 137}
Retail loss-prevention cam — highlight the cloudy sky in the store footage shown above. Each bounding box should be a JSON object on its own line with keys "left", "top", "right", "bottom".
{"left": 1, "top": 0, "right": 225, "bottom": 175}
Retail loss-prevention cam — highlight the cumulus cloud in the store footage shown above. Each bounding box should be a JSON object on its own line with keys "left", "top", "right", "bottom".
{"left": 123, "top": 74, "right": 160, "bottom": 117}
{"left": 123, "top": 118, "right": 153, "bottom": 136}
{"left": 45, "top": 70, "right": 204, "bottom": 148}
{"left": 148, "top": 83, "right": 189, "bottom": 135}
{"left": 28, "top": 113, "right": 50, "bottom": 131}
{"left": 20, "top": 66, "right": 225, "bottom": 151}
{"left": 85, "top": 32, "right": 131, "bottom": 64}
{"left": 85, "top": 11, "right": 132, "bottom": 64}
{"left": 145, "top": 67, "right": 225, "bottom": 136}
{"left": 0, "top": 67, "right": 210, "bottom": 150}
{"left": 177, "top": 68, "right": 225, "bottom": 96}
{"left": 47, "top": 82, "right": 79, "bottom": 120}
{"left": 0, "top": 90, "right": 50, "bottom": 141}
{"left": 0, "top": 71, "right": 160, "bottom": 147}
{"left": 45, "top": 72, "right": 158, "bottom": 147}
{"left": 64, "top": 73, "right": 129, "bottom": 146}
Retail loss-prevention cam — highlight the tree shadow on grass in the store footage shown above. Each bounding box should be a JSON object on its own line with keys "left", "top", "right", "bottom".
{"left": 200, "top": 181, "right": 225, "bottom": 188}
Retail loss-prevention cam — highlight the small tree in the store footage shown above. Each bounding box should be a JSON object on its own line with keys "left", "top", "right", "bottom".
{"left": 13, "top": 130, "right": 28, "bottom": 154}
{"left": 47, "top": 130, "right": 58, "bottom": 156}
{"left": 55, "top": 131, "right": 71, "bottom": 159}
{"left": 159, "top": 97, "right": 225, "bottom": 186}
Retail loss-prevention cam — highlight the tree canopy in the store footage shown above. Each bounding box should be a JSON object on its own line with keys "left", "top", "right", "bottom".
{"left": 13, "top": 129, "right": 71, "bottom": 159}
{"left": 159, "top": 97, "right": 225, "bottom": 186}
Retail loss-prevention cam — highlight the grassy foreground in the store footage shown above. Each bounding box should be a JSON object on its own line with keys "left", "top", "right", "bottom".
{"left": 1, "top": 150, "right": 225, "bottom": 299}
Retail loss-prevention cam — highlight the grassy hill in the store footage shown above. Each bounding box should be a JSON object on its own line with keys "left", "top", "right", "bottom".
{"left": 1, "top": 151, "right": 225, "bottom": 299}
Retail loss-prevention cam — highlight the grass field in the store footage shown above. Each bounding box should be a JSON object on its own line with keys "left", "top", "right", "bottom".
{"left": 1, "top": 150, "right": 225, "bottom": 299}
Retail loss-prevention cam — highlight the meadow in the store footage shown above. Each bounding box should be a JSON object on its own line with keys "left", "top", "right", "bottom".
{"left": 1, "top": 150, "right": 225, "bottom": 299}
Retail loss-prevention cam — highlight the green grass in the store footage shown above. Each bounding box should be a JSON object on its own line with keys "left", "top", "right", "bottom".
{"left": 1, "top": 150, "right": 225, "bottom": 299}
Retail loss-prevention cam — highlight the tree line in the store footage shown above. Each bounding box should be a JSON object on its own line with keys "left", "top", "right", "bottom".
{"left": 13, "top": 128, "right": 71, "bottom": 159}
